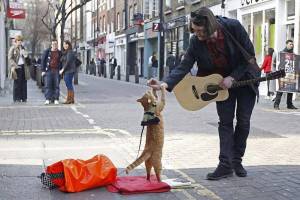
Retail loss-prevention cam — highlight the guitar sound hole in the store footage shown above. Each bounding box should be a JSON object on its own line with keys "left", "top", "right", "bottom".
{"left": 206, "top": 85, "right": 219, "bottom": 94}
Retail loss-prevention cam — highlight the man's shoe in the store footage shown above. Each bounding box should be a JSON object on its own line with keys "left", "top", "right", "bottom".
{"left": 54, "top": 100, "right": 59, "bottom": 105}
{"left": 274, "top": 104, "right": 279, "bottom": 110}
{"left": 287, "top": 105, "right": 297, "bottom": 109}
{"left": 44, "top": 100, "right": 50, "bottom": 105}
{"left": 233, "top": 163, "right": 247, "bottom": 177}
{"left": 206, "top": 165, "right": 233, "bottom": 180}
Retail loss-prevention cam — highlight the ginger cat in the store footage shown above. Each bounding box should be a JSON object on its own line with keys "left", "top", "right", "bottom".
{"left": 126, "top": 86, "right": 166, "bottom": 182}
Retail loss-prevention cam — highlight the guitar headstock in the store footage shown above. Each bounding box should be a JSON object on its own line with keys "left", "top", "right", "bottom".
{"left": 266, "top": 69, "right": 286, "bottom": 80}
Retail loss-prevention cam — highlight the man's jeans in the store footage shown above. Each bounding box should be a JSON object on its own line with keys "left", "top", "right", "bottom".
{"left": 216, "top": 86, "right": 256, "bottom": 168}
{"left": 45, "top": 70, "right": 60, "bottom": 100}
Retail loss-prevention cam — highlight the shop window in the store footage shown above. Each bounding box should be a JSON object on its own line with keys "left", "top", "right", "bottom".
{"left": 242, "top": 14, "right": 251, "bottom": 36}
{"left": 286, "top": 0, "right": 295, "bottom": 20}
{"left": 166, "top": 0, "right": 171, "bottom": 8}
{"left": 253, "top": 11, "right": 263, "bottom": 63}
{"left": 265, "top": 9, "right": 275, "bottom": 51}
{"left": 286, "top": 24, "right": 294, "bottom": 41}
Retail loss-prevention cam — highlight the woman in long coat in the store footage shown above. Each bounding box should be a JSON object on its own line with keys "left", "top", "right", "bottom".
{"left": 8, "top": 35, "right": 31, "bottom": 102}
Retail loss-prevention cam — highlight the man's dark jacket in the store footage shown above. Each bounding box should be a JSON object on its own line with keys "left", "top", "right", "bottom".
{"left": 164, "top": 16, "right": 260, "bottom": 95}
{"left": 41, "top": 48, "right": 63, "bottom": 72}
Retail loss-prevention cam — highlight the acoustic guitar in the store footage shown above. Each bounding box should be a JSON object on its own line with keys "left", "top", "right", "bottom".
{"left": 173, "top": 69, "right": 285, "bottom": 111}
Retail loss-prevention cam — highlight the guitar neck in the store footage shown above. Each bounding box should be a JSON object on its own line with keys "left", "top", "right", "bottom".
{"left": 231, "top": 76, "right": 270, "bottom": 88}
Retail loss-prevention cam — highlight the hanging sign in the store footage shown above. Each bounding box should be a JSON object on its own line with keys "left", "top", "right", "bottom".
{"left": 7, "top": 1, "right": 25, "bottom": 19}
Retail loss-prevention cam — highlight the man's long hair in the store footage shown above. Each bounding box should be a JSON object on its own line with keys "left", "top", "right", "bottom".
{"left": 190, "top": 7, "right": 218, "bottom": 37}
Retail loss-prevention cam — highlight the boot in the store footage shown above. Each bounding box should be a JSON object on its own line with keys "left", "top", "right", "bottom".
{"left": 63, "top": 90, "right": 72, "bottom": 104}
{"left": 69, "top": 90, "right": 75, "bottom": 104}
{"left": 232, "top": 162, "right": 247, "bottom": 177}
{"left": 206, "top": 165, "right": 233, "bottom": 180}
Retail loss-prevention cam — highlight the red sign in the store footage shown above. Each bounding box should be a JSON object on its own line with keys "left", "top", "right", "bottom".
{"left": 7, "top": 7, "right": 25, "bottom": 19}
{"left": 152, "top": 23, "right": 161, "bottom": 32}
{"left": 7, "top": 2, "right": 26, "bottom": 19}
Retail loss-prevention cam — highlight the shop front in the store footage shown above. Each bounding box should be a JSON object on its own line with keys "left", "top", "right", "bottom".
{"left": 237, "top": 0, "right": 299, "bottom": 64}
{"left": 165, "top": 15, "right": 189, "bottom": 63}
{"left": 115, "top": 34, "right": 126, "bottom": 76}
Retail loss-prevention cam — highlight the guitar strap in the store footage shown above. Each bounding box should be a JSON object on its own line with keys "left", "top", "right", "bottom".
{"left": 217, "top": 21, "right": 260, "bottom": 72}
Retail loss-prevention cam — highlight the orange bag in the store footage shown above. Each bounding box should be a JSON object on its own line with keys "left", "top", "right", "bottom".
{"left": 45, "top": 154, "right": 117, "bottom": 192}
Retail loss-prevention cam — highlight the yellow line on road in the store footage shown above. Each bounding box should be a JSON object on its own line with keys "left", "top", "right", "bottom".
{"left": 173, "top": 169, "right": 222, "bottom": 200}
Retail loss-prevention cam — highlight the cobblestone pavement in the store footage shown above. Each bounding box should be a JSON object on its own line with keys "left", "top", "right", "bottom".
{"left": 0, "top": 74, "right": 300, "bottom": 200}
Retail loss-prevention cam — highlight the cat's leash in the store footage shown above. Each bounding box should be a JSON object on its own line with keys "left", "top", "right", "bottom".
{"left": 118, "top": 125, "right": 145, "bottom": 176}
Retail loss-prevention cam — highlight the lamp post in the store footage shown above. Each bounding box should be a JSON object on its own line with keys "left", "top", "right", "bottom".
{"left": 158, "top": 0, "right": 165, "bottom": 81}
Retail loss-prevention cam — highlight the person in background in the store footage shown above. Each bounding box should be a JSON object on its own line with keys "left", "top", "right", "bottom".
{"left": 8, "top": 35, "right": 31, "bottom": 103}
{"left": 60, "top": 40, "right": 76, "bottom": 104}
{"left": 151, "top": 53, "right": 158, "bottom": 78}
{"left": 89, "top": 58, "right": 96, "bottom": 76}
{"left": 41, "top": 39, "right": 62, "bottom": 105}
{"left": 273, "top": 40, "right": 297, "bottom": 110}
{"left": 166, "top": 52, "right": 176, "bottom": 74}
{"left": 261, "top": 48, "right": 274, "bottom": 97}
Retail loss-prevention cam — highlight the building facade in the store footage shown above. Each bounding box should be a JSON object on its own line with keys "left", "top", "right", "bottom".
{"left": 0, "top": 0, "right": 7, "bottom": 90}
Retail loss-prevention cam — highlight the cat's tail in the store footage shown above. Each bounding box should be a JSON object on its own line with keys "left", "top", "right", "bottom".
{"left": 125, "top": 151, "right": 151, "bottom": 174}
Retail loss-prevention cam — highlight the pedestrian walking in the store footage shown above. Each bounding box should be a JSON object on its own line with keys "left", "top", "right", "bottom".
{"left": 273, "top": 40, "right": 297, "bottom": 110}
{"left": 8, "top": 35, "right": 31, "bottom": 103}
{"left": 148, "top": 7, "right": 260, "bottom": 180}
{"left": 99, "top": 58, "right": 106, "bottom": 77}
{"left": 89, "top": 58, "right": 96, "bottom": 76}
{"left": 151, "top": 53, "right": 158, "bottom": 78}
{"left": 109, "top": 56, "right": 117, "bottom": 77}
{"left": 60, "top": 40, "right": 76, "bottom": 104}
{"left": 41, "top": 39, "right": 62, "bottom": 105}
{"left": 166, "top": 52, "right": 176, "bottom": 74}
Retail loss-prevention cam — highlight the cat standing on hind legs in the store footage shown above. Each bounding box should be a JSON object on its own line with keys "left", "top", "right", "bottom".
{"left": 125, "top": 85, "right": 166, "bottom": 182}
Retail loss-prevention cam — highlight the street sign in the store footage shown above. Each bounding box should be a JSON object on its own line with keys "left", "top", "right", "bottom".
{"left": 7, "top": 1, "right": 25, "bottom": 19}
{"left": 152, "top": 23, "right": 161, "bottom": 32}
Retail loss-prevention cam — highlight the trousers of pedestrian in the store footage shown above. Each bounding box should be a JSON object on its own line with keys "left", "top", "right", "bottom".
{"left": 13, "top": 65, "right": 27, "bottom": 102}
{"left": 45, "top": 70, "right": 60, "bottom": 100}
{"left": 216, "top": 86, "right": 256, "bottom": 168}
{"left": 63, "top": 72, "right": 74, "bottom": 91}
{"left": 274, "top": 92, "right": 293, "bottom": 106}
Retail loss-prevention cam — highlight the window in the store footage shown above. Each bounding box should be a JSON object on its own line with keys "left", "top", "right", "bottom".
{"left": 99, "top": 17, "right": 102, "bottom": 32}
{"left": 129, "top": 6, "right": 133, "bottom": 26}
{"left": 166, "top": 0, "right": 171, "bottom": 8}
{"left": 123, "top": 10, "right": 126, "bottom": 29}
{"left": 117, "top": 12, "right": 120, "bottom": 31}
{"left": 134, "top": 4, "right": 137, "bottom": 14}
{"left": 286, "top": 0, "right": 295, "bottom": 20}
{"left": 103, "top": 16, "right": 106, "bottom": 32}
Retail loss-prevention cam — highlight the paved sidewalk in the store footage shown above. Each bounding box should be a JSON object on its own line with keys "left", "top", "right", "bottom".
{"left": 0, "top": 75, "right": 300, "bottom": 200}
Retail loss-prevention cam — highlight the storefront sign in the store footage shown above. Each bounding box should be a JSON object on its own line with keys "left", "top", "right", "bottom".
{"left": 166, "top": 16, "right": 187, "bottom": 29}
{"left": 7, "top": 1, "right": 25, "bottom": 19}
{"left": 278, "top": 52, "right": 300, "bottom": 93}
{"left": 241, "top": 0, "right": 268, "bottom": 7}
{"left": 128, "top": 33, "right": 138, "bottom": 43}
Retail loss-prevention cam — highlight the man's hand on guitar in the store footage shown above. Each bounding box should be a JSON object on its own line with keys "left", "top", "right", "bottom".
{"left": 147, "top": 78, "right": 168, "bottom": 90}
{"left": 219, "top": 76, "right": 235, "bottom": 89}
